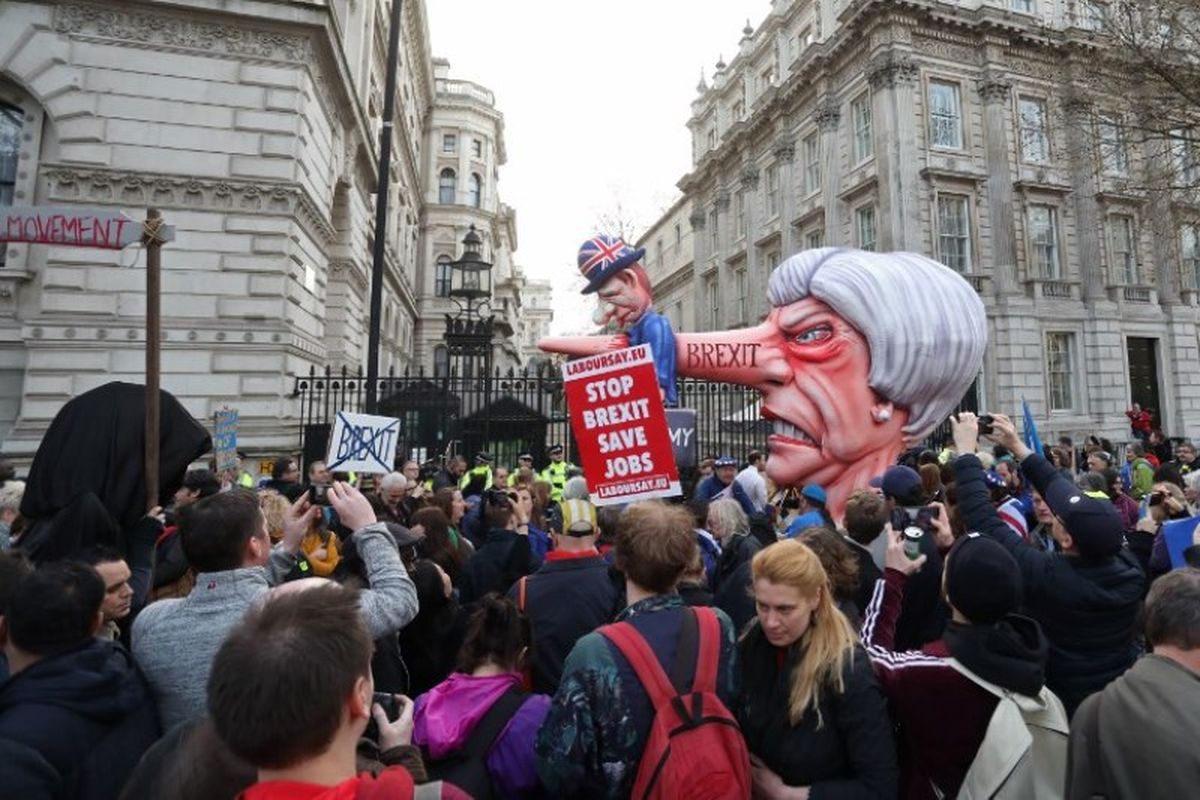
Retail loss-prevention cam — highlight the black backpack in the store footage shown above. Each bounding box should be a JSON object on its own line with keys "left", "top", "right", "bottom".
{"left": 424, "top": 686, "right": 527, "bottom": 799}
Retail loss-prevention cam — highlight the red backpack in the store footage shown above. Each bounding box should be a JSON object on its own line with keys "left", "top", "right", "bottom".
{"left": 599, "top": 606, "right": 752, "bottom": 800}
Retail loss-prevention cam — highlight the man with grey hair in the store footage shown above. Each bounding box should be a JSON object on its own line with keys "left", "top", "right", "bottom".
{"left": 538, "top": 247, "right": 986, "bottom": 520}
{"left": 1067, "top": 568, "right": 1200, "bottom": 798}
{"left": 377, "top": 471, "right": 409, "bottom": 526}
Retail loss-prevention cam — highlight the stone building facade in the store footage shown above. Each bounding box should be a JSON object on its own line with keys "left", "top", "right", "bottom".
{"left": 519, "top": 278, "right": 554, "bottom": 367}
{"left": 0, "top": 0, "right": 542, "bottom": 460}
{"left": 640, "top": 0, "right": 1200, "bottom": 443}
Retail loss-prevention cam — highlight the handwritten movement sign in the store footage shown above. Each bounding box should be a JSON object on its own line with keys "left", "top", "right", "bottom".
{"left": 326, "top": 411, "right": 399, "bottom": 474}
{"left": 563, "top": 344, "right": 680, "bottom": 506}
{"left": 0, "top": 206, "right": 175, "bottom": 249}
{"left": 213, "top": 409, "right": 239, "bottom": 472}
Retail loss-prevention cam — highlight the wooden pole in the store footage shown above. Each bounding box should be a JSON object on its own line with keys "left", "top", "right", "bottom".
{"left": 144, "top": 208, "right": 163, "bottom": 512}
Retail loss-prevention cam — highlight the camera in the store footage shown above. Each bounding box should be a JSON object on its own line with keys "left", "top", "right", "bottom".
{"left": 977, "top": 414, "right": 995, "bottom": 436}
{"left": 364, "top": 692, "right": 404, "bottom": 742}
{"left": 308, "top": 483, "right": 332, "bottom": 506}
{"left": 1148, "top": 492, "right": 1164, "bottom": 507}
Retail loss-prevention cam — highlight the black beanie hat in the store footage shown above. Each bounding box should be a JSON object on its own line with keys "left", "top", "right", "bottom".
{"left": 945, "top": 533, "right": 1023, "bottom": 625}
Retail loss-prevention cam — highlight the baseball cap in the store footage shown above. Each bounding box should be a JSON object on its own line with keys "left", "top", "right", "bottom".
{"left": 714, "top": 455, "right": 737, "bottom": 468}
{"left": 944, "top": 533, "right": 1023, "bottom": 624}
{"left": 880, "top": 465, "right": 923, "bottom": 505}
{"left": 1040, "top": 478, "right": 1123, "bottom": 560}
{"left": 560, "top": 498, "right": 598, "bottom": 535}
{"left": 801, "top": 484, "right": 827, "bottom": 505}
{"left": 547, "top": 444, "right": 564, "bottom": 456}
{"left": 475, "top": 452, "right": 494, "bottom": 465}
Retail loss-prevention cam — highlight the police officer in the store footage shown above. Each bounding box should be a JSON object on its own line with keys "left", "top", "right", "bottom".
{"left": 509, "top": 453, "right": 534, "bottom": 487}
{"left": 460, "top": 452, "right": 495, "bottom": 492}
{"left": 540, "top": 445, "right": 573, "bottom": 503}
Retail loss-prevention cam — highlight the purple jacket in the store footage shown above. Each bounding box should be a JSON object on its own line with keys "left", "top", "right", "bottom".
{"left": 413, "top": 672, "right": 550, "bottom": 799}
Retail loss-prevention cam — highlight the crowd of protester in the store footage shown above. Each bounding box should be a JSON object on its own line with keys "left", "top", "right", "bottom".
{"left": 0, "top": 413, "right": 1198, "bottom": 800}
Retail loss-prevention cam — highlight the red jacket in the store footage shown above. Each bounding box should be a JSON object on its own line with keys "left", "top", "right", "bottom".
{"left": 1125, "top": 408, "right": 1152, "bottom": 433}
{"left": 861, "top": 570, "right": 998, "bottom": 800}
{"left": 239, "top": 768, "right": 432, "bottom": 800}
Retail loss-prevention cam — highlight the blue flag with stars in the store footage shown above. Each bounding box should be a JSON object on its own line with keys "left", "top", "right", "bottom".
{"left": 1022, "top": 398, "right": 1044, "bottom": 457}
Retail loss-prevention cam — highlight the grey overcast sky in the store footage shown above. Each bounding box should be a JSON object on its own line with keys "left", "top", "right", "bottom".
{"left": 425, "top": 0, "right": 763, "bottom": 334}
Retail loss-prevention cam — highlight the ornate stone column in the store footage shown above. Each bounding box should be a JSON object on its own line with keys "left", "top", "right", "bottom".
{"left": 868, "top": 52, "right": 920, "bottom": 251}
{"left": 740, "top": 162, "right": 762, "bottom": 322}
{"left": 815, "top": 97, "right": 842, "bottom": 245}
{"left": 1062, "top": 91, "right": 1106, "bottom": 301}
{"left": 714, "top": 188, "right": 732, "bottom": 329}
{"left": 774, "top": 134, "right": 797, "bottom": 253}
{"left": 688, "top": 205, "right": 708, "bottom": 331}
{"left": 977, "top": 73, "right": 1019, "bottom": 296}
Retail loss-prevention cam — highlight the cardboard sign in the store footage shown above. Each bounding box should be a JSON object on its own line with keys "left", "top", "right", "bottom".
{"left": 213, "top": 408, "right": 239, "bottom": 472}
{"left": 0, "top": 205, "right": 174, "bottom": 249}
{"left": 563, "top": 344, "right": 680, "bottom": 506}
{"left": 666, "top": 408, "right": 698, "bottom": 470}
{"left": 326, "top": 411, "right": 399, "bottom": 474}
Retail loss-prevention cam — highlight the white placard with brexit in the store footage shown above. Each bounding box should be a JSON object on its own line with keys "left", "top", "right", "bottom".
{"left": 326, "top": 411, "right": 400, "bottom": 474}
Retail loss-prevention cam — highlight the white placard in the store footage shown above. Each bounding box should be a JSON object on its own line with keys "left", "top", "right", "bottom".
{"left": 326, "top": 411, "right": 400, "bottom": 474}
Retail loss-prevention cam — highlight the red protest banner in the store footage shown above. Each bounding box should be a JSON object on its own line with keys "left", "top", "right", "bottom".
{"left": 563, "top": 343, "right": 681, "bottom": 506}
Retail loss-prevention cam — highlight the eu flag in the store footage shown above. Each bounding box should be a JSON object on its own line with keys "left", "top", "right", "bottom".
{"left": 1022, "top": 398, "right": 1044, "bottom": 457}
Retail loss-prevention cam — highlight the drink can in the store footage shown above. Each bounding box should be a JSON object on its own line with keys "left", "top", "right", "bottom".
{"left": 903, "top": 526, "right": 924, "bottom": 560}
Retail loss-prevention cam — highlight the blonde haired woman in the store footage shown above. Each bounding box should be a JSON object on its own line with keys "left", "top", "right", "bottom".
{"left": 735, "top": 539, "right": 897, "bottom": 800}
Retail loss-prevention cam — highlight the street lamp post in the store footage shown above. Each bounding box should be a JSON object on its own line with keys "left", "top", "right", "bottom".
{"left": 445, "top": 224, "right": 495, "bottom": 449}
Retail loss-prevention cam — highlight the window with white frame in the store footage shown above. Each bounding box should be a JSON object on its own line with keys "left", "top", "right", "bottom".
{"left": 442, "top": 133, "right": 457, "bottom": 153}
{"left": 707, "top": 276, "right": 719, "bottom": 326}
{"left": 1028, "top": 204, "right": 1061, "bottom": 279}
{"left": 928, "top": 81, "right": 964, "bottom": 150}
{"left": 1099, "top": 114, "right": 1129, "bottom": 176}
{"left": 1045, "top": 332, "right": 1076, "bottom": 411}
{"left": 468, "top": 173, "right": 482, "bottom": 208}
{"left": 1173, "top": 128, "right": 1199, "bottom": 185}
{"left": 766, "top": 250, "right": 780, "bottom": 270}
{"left": 1019, "top": 97, "right": 1051, "bottom": 164}
{"left": 803, "top": 134, "right": 820, "bottom": 194}
{"left": 736, "top": 267, "right": 748, "bottom": 322}
{"left": 805, "top": 229, "right": 824, "bottom": 250}
{"left": 733, "top": 101, "right": 745, "bottom": 121}
{"left": 1078, "top": 0, "right": 1105, "bottom": 30}
{"left": 797, "top": 27, "right": 812, "bottom": 54}
{"left": 709, "top": 208, "right": 719, "bottom": 252}
{"left": 1011, "top": 0, "right": 1036, "bottom": 13}
{"left": 937, "top": 194, "right": 972, "bottom": 272}
{"left": 1109, "top": 214, "right": 1137, "bottom": 284}
{"left": 435, "top": 255, "right": 453, "bottom": 297}
{"left": 765, "top": 164, "right": 779, "bottom": 218}
{"left": 851, "top": 93, "right": 873, "bottom": 163}
{"left": 1182, "top": 224, "right": 1200, "bottom": 290}
{"left": 434, "top": 345, "right": 449, "bottom": 378}
{"left": 472, "top": 138, "right": 483, "bottom": 158}
{"left": 856, "top": 205, "right": 877, "bottom": 252}
{"left": 438, "top": 168, "right": 456, "bottom": 204}
{"left": 735, "top": 191, "right": 746, "bottom": 239}
{"left": 0, "top": 102, "right": 20, "bottom": 267}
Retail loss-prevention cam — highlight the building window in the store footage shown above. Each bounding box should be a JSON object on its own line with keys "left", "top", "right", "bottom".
{"left": 442, "top": 133, "right": 457, "bottom": 153}
{"left": 0, "top": 102, "right": 18, "bottom": 208}
{"left": 856, "top": 205, "right": 877, "bottom": 252}
{"left": 805, "top": 229, "right": 824, "bottom": 250}
{"left": 469, "top": 173, "right": 482, "bottom": 208}
{"left": 1182, "top": 225, "right": 1200, "bottom": 290}
{"left": 709, "top": 208, "right": 719, "bottom": 252}
{"left": 797, "top": 27, "right": 813, "bottom": 54}
{"left": 1078, "top": 0, "right": 1105, "bottom": 30}
{"left": 1172, "top": 127, "right": 1199, "bottom": 185}
{"left": 1018, "top": 97, "right": 1051, "bottom": 164}
{"left": 674, "top": 222, "right": 682, "bottom": 247}
{"left": 433, "top": 345, "right": 449, "bottom": 378}
{"left": 707, "top": 128, "right": 717, "bottom": 150}
{"left": 736, "top": 267, "right": 748, "bottom": 322}
{"left": 435, "top": 255, "right": 452, "bottom": 297}
{"left": 928, "top": 81, "right": 964, "bottom": 150}
{"left": 472, "top": 138, "right": 483, "bottom": 158}
{"left": 656, "top": 238, "right": 664, "bottom": 265}
{"left": 765, "top": 164, "right": 779, "bottom": 218}
{"left": 707, "top": 277, "right": 719, "bottom": 326}
{"left": 1099, "top": 114, "right": 1129, "bottom": 176}
{"left": 937, "top": 194, "right": 972, "bottom": 273}
{"left": 851, "top": 93, "right": 873, "bottom": 163}
{"left": 1109, "top": 214, "right": 1137, "bottom": 284}
{"left": 766, "top": 250, "right": 781, "bottom": 271}
{"left": 1045, "top": 332, "right": 1075, "bottom": 411}
{"left": 803, "top": 134, "right": 820, "bottom": 194}
{"left": 760, "top": 66, "right": 775, "bottom": 93}
{"left": 735, "top": 191, "right": 746, "bottom": 239}
{"left": 1028, "top": 204, "right": 1061, "bottom": 279}
{"left": 1012, "top": 0, "right": 1036, "bottom": 13}
{"left": 672, "top": 301, "right": 684, "bottom": 329}
{"left": 732, "top": 100, "right": 744, "bottom": 121}
{"left": 438, "top": 168, "right": 456, "bottom": 204}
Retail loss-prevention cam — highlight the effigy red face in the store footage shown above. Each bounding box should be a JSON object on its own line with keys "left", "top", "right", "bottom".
{"left": 596, "top": 270, "right": 650, "bottom": 328}
{"left": 755, "top": 298, "right": 908, "bottom": 490}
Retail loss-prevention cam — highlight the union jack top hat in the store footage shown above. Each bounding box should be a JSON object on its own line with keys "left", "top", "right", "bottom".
{"left": 576, "top": 234, "right": 645, "bottom": 294}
